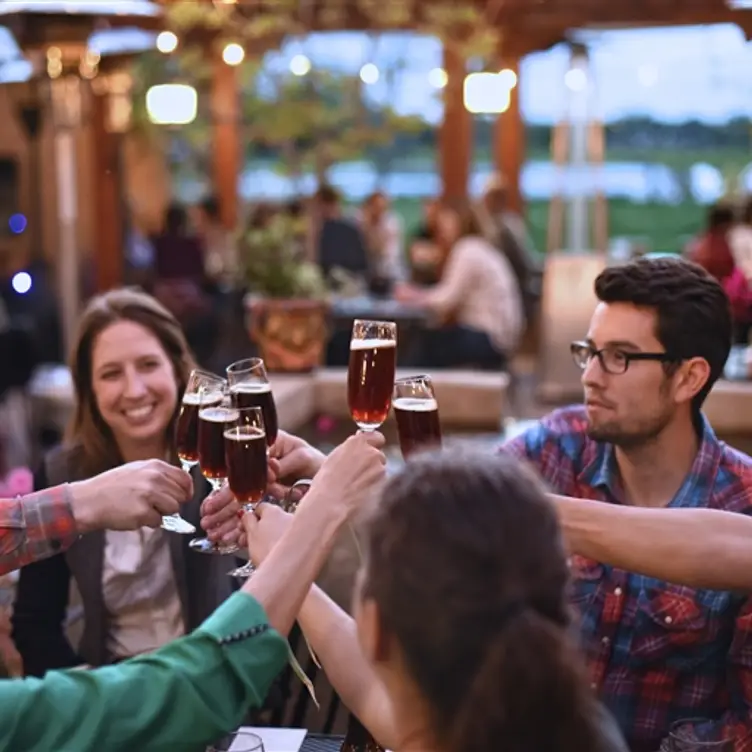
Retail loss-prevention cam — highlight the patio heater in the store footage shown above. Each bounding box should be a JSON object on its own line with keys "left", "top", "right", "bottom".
{"left": 0, "top": 1, "right": 161, "bottom": 354}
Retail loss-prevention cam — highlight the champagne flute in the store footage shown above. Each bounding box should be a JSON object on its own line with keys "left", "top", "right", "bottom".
{"left": 225, "top": 407, "right": 268, "bottom": 579}
{"left": 347, "top": 319, "right": 397, "bottom": 432}
{"left": 226, "top": 357, "right": 278, "bottom": 450}
{"left": 393, "top": 375, "right": 442, "bottom": 459}
{"left": 166, "top": 369, "right": 224, "bottom": 534}
{"left": 189, "top": 391, "right": 240, "bottom": 555}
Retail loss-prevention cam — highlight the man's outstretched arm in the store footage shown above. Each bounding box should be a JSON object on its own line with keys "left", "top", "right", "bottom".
{"left": 553, "top": 495, "right": 752, "bottom": 591}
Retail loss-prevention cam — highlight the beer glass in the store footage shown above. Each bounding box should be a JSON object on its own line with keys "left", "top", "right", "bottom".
{"left": 348, "top": 319, "right": 397, "bottom": 432}
{"left": 189, "top": 392, "right": 240, "bottom": 555}
{"left": 227, "top": 357, "right": 278, "bottom": 449}
{"left": 393, "top": 375, "right": 442, "bottom": 459}
{"left": 225, "top": 407, "right": 268, "bottom": 579}
{"left": 166, "top": 369, "right": 225, "bottom": 534}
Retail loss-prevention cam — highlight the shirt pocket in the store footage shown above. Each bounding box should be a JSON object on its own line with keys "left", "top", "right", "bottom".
{"left": 630, "top": 589, "right": 724, "bottom": 671}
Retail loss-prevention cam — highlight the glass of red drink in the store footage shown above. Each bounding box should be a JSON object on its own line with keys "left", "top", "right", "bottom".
{"left": 225, "top": 406, "right": 268, "bottom": 579}
{"left": 226, "top": 357, "right": 278, "bottom": 449}
{"left": 393, "top": 375, "right": 442, "bottom": 459}
{"left": 348, "top": 319, "right": 397, "bottom": 432}
{"left": 189, "top": 391, "right": 241, "bottom": 555}
{"left": 166, "top": 369, "right": 225, "bottom": 535}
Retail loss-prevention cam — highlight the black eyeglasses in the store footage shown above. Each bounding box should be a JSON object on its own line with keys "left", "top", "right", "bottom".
{"left": 570, "top": 341, "right": 678, "bottom": 375}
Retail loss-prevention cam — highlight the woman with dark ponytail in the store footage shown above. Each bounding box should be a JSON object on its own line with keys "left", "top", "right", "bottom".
{"left": 243, "top": 450, "right": 628, "bottom": 752}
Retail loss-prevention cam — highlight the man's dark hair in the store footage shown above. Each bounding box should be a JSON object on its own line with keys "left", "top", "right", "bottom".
{"left": 594, "top": 256, "right": 732, "bottom": 414}
{"left": 706, "top": 203, "right": 735, "bottom": 231}
{"left": 315, "top": 184, "right": 340, "bottom": 207}
{"left": 200, "top": 195, "right": 220, "bottom": 220}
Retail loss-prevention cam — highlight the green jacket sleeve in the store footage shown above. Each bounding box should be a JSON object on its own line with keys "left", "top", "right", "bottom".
{"left": 0, "top": 592, "right": 288, "bottom": 752}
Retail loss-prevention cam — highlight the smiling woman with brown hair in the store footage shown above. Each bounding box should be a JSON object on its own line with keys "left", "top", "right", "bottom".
{"left": 12, "top": 288, "right": 232, "bottom": 676}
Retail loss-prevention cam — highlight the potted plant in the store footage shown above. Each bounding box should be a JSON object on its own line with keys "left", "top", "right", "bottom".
{"left": 240, "top": 212, "right": 329, "bottom": 373}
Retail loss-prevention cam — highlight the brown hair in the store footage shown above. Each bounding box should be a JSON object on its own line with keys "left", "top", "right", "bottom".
{"left": 361, "top": 451, "right": 603, "bottom": 752}
{"left": 594, "top": 256, "right": 731, "bottom": 416}
{"left": 65, "top": 287, "right": 195, "bottom": 476}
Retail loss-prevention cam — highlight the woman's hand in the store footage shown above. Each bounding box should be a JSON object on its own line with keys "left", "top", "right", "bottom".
{"left": 268, "top": 431, "right": 326, "bottom": 499}
{"left": 199, "top": 485, "right": 242, "bottom": 545}
{"left": 302, "top": 431, "right": 387, "bottom": 523}
{"left": 241, "top": 503, "right": 293, "bottom": 565}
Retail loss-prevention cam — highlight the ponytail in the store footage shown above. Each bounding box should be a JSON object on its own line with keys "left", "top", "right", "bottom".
{"left": 448, "top": 609, "right": 604, "bottom": 752}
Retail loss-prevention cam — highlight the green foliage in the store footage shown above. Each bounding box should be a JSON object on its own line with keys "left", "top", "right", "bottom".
{"left": 239, "top": 213, "right": 327, "bottom": 299}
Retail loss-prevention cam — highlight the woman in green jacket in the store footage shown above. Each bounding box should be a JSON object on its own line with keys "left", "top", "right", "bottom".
{"left": 0, "top": 432, "right": 386, "bottom": 752}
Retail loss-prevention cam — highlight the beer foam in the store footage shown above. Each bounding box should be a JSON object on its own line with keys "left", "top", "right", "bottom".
{"left": 183, "top": 390, "right": 223, "bottom": 406}
{"left": 230, "top": 382, "right": 272, "bottom": 394}
{"left": 199, "top": 406, "right": 239, "bottom": 422}
{"left": 224, "top": 426, "right": 266, "bottom": 441}
{"left": 350, "top": 338, "right": 397, "bottom": 350}
{"left": 393, "top": 397, "right": 438, "bottom": 412}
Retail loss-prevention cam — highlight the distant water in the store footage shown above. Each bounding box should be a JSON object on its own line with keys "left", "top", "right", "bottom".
{"left": 175, "top": 159, "right": 740, "bottom": 205}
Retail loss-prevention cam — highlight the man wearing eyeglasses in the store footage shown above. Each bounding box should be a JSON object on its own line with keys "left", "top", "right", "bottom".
{"left": 502, "top": 257, "right": 752, "bottom": 752}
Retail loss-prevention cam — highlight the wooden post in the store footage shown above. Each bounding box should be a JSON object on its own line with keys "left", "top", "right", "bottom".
{"left": 438, "top": 45, "right": 472, "bottom": 202}
{"left": 91, "top": 90, "right": 124, "bottom": 292}
{"left": 493, "top": 57, "right": 524, "bottom": 215}
{"left": 210, "top": 56, "right": 240, "bottom": 230}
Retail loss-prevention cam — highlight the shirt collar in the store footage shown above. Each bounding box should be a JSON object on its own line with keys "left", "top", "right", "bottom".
{"left": 576, "top": 412, "right": 724, "bottom": 507}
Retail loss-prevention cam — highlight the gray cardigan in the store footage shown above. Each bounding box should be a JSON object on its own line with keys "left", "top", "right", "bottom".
{"left": 12, "top": 445, "right": 234, "bottom": 674}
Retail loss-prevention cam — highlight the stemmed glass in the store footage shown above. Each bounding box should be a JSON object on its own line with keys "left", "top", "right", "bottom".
{"left": 206, "top": 731, "right": 265, "bottom": 752}
{"left": 225, "top": 407, "right": 268, "bottom": 579}
{"left": 226, "top": 357, "right": 278, "bottom": 450}
{"left": 189, "top": 391, "right": 241, "bottom": 555}
{"left": 166, "top": 369, "right": 225, "bottom": 534}
{"left": 661, "top": 720, "right": 735, "bottom": 751}
{"left": 347, "top": 319, "right": 397, "bottom": 432}
{"left": 393, "top": 375, "right": 442, "bottom": 459}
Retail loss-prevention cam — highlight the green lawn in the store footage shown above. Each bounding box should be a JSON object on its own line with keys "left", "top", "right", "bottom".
{"left": 388, "top": 197, "right": 704, "bottom": 254}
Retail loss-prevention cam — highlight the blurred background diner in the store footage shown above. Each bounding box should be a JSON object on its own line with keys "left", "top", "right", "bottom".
{"left": 0, "top": 1, "right": 752, "bottom": 750}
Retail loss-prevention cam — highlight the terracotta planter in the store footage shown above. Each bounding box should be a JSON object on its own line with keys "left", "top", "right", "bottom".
{"left": 244, "top": 295, "right": 329, "bottom": 373}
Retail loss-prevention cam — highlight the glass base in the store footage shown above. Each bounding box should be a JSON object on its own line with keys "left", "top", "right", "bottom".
{"left": 189, "top": 536, "right": 239, "bottom": 555}
{"left": 160, "top": 513, "right": 196, "bottom": 535}
{"left": 228, "top": 561, "right": 255, "bottom": 579}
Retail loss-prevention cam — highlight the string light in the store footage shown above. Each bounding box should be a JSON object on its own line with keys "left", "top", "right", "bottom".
{"left": 156, "top": 31, "right": 178, "bottom": 54}
{"left": 290, "top": 54, "right": 311, "bottom": 76}
{"left": 359, "top": 63, "right": 379, "bottom": 84}
{"left": 222, "top": 43, "right": 245, "bottom": 66}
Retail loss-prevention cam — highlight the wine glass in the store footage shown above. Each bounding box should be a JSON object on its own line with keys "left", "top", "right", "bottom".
{"left": 663, "top": 719, "right": 735, "bottom": 751}
{"left": 225, "top": 407, "right": 268, "bottom": 579}
{"left": 226, "top": 357, "right": 278, "bottom": 449}
{"left": 393, "top": 375, "right": 442, "bottom": 459}
{"left": 206, "top": 731, "right": 265, "bottom": 752}
{"left": 165, "top": 369, "right": 225, "bottom": 534}
{"left": 189, "top": 391, "right": 240, "bottom": 555}
{"left": 347, "top": 319, "right": 397, "bottom": 432}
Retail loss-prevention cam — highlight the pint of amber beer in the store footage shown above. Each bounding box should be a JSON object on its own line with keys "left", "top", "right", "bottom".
{"left": 348, "top": 319, "right": 397, "bottom": 431}
{"left": 393, "top": 375, "right": 442, "bottom": 459}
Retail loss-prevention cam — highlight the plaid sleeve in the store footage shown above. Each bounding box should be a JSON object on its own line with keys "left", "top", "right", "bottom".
{"left": 0, "top": 486, "right": 79, "bottom": 575}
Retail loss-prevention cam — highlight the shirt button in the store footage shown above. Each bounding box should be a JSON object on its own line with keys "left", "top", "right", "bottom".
{"left": 591, "top": 682, "right": 597, "bottom": 690}
{"left": 614, "top": 587, "right": 622, "bottom": 597}
{"left": 602, "top": 636, "right": 610, "bottom": 646}
{"left": 664, "top": 616, "right": 673, "bottom": 625}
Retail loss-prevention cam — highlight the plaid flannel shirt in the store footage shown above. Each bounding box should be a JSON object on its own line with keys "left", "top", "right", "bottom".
{"left": 0, "top": 486, "right": 78, "bottom": 576}
{"left": 503, "top": 405, "right": 752, "bottom": 752}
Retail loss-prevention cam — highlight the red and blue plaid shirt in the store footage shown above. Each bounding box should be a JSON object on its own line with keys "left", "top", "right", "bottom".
{"left": 0, "top": 486, "right": 78, "bottom": 576}
{"left": 503, "top": 405, "right": 752, "bottom": 752}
